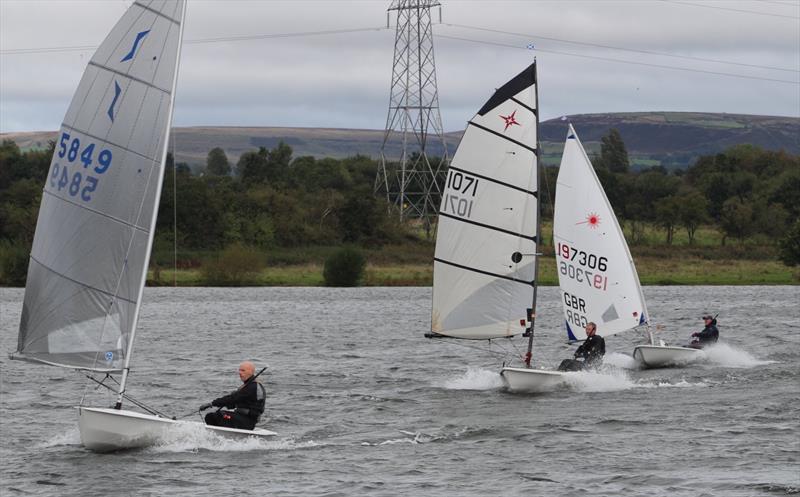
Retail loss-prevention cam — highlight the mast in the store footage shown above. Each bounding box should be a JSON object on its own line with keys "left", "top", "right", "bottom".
{"left": 523, "top": 61, "right": 540, "bottom": 368}
{"left": 115, "top": 0, "right": 188, "bottom": 409}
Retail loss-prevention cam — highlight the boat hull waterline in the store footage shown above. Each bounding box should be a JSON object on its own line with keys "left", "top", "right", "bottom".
{"left": 632, "top": 345, "right": 705, "bottom": 369}
{"left": 500, "top": 367, "right": 572, "bottom": 393}
{"left": 77, "top": 407, "right": 277, "bottom": 452}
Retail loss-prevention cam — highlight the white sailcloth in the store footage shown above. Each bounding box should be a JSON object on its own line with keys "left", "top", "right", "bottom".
{"left": 553, "top": 124, "right": 648, "bottom": 341}
{"left": 13, "top": 0, "right": 186, "bottom": 371}
{"left": 432, "top": 63, "right": 539, "bottom": 340}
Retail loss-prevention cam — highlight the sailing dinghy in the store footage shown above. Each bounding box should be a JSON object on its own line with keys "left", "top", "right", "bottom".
{"left": 553, "top": 125, "right": 704, "bottom": 369}
{"left": 428, "top": 62, "right": 566, "bottom": 392}
{"left": 10, "top": 0, "right": 275, "bottom": 451}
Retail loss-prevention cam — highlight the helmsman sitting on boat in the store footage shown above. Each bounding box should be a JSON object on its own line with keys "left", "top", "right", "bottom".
{"left": 558, "top": 322, "right": 606, "bottom": 371}
{"left": 689, "top": 315, "right": 719, "bottom": 349}
{"left": 200, "top": 361, "right": 266, "bottom": 430}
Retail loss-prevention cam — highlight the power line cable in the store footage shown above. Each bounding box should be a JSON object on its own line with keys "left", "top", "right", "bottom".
{"left": 2, "top": 21, "right": 796, "bottom": 86}
{"left": 0, "top": 26, "right": 387, "bottom": 55}
{"left": 444, "top": 23, "right": 798, "bottom": 74}
{"left": 434, "top": 33, "right": 800, "bottom": 85}
{"left": 658, "top": 0, "right": 800, "bottom": 19}
{"left": 753, "top": 0, "right": 800, "bottom": 7}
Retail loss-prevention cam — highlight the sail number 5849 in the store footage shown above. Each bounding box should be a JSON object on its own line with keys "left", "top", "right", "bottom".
{"left": 51, "top": 132, "right": 113, "bottom": 203}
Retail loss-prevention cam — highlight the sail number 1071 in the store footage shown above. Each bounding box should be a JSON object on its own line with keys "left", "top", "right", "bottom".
{"left": 442, "top": 170, "right": 479, "bottom": 219}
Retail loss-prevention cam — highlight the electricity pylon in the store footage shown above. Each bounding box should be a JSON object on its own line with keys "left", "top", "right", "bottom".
{"left": 375, "top": 0, "right": 449, "bottom": 234}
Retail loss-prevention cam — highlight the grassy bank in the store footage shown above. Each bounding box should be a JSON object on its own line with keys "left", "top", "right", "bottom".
{"left": 148, "top": 257, "right": 797, "bottom": 287}
{"left": 143, "top": 221, "right": 797, "bottom": 287}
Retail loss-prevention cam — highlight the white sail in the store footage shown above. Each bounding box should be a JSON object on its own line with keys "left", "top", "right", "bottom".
{"left": 432, "top": 63, "right": 539, "bottom": 340}
{"left": 12, "top": 0, "right": 186, "bottom": 371}
{"left": 553, "top": 124, "right": 648, "bottom": 341}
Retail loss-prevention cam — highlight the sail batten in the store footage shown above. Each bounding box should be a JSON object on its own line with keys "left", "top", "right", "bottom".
{"left": 554, "top": 125, "right": 648, "bottom": 339}
{"left": 467, "top": 121, "right": 537, "bottom": 153}
{"left": 447, "top": 165, "right": 537, "bottom": 196}
{"left": 60, "top": 122, "right": 162, "bottom": 163}
{"left": 432, "top": 63, "right": 539, "bottom": 340}
{"left": 438, "top": 212, "right": 537, "bottom": 241}
{"left": 13, "top": 0, "right": 186, "bottom": 373}
{"left": 87, "top": 62, "right": 173, "bottom": 95}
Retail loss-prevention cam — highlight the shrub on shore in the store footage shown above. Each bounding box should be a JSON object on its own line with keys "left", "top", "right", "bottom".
{"left": 323, "top": 247, "right": 366, "bottom": 287}
{"left": 201, "top": 243, "right": 265, "bottom": 286}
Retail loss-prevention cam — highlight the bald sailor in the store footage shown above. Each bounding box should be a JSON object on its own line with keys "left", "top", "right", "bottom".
{"left": 200, "top": 361, "right": 266, "bottom": 430}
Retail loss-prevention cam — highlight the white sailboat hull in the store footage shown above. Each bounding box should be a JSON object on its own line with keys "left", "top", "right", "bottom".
{"left": 632, "top": 345, "right": 705, "bottom": 369}
{"left": 500, "top": 367, "right": 570, "bottom": 393}
{"left": 77, "top": 407, "right": 277, "bottom": 452}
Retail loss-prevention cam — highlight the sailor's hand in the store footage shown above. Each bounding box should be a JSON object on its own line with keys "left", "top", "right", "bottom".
{"left": 200, "top": 403, "right": 212, "bottom": 411}
{"left": 691, "top": 333, "right": 698, "bottom": 337}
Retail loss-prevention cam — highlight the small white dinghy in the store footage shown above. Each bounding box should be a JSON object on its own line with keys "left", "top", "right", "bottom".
{"left": 500, "top": 367, "right": 572, "bottom": 393}
{"left": 10, "top": 1, "right": 276, "bottom": 451}
{"left": 632, "top": 343, "right": 705, "bottom": 369}
{"left": 427, "top": 62, "right": 574, "bottom": 392}
{"left": 551, "top": 125, "right": 705, "bottom": 371}
{"left": 78, "top": 408, "right": 277, "bottom": 452}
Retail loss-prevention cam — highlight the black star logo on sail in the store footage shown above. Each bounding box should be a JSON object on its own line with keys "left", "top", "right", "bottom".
{"left": 499, "top": 110, "right": 521, "bottom": 132}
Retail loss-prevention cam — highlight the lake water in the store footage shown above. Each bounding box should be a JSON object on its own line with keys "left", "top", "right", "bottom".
{"left": 1, "top": 286, "right": 798, "bottom": 496}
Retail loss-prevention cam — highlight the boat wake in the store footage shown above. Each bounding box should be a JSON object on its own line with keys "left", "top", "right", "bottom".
{"left": 703, "top": 342, "right": 775, "bottom": 368}
{"left": 360, "top": 426, "right": 479, "bottom": 446}
{"left": 561, "top": 368, "right": 638, "bottom": 392}
{"left": 637, "top": 378, "right": 709, "bottom": 389}
{"left": 38, "top": 427, "right": 81, "bottom": 448}
{"left": 148, "top": 423, "right": 319, "bottom": 453}
{"left": 603, "top": 352, "right": 639, "bottom": 369}
{"left": 436, "top": 367, "right": 506, "bottom": 390}
{"left": 564, "top": 370, "right": 709, "bottom": 392}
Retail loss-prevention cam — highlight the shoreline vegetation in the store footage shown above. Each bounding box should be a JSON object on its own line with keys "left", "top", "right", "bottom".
{"left": 2, "top": 134, "right": 798, "bottom": 288}
{"left": 147, "top": 257, "right": 796, "bottom": 287}
{"left": 144, "top": 222, "right": 798, "bottom": 287}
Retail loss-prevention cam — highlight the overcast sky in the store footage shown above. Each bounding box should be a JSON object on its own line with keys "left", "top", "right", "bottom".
{"left": 1, "top": 0, "right": 798, "bottom": 133}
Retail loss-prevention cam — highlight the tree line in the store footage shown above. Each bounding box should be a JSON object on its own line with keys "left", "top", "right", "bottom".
{"left": 1, "top": 129, "right": 798, "bottom": 284}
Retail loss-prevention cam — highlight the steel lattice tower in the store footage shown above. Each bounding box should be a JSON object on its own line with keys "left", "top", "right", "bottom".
{"left": 375, "top": 0, "right": 448, "bottom": 231}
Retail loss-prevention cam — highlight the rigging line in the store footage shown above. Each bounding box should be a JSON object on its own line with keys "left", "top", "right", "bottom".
{"left": 443, "top": 23, "right": 799, "bottom": 74}
{"left": 753, "top": 0, "right": 800, "bottom": 6}
{"left": 172, "top": 132, "right": 177, "bottom": 288}
{"left": 443, "top": 338, "right": 510, "bottom": 359}
{"left": 434, "top": 34, "right": 800, "bottom": 85}
{"left": 0, "top": 26, "right": 388, "bottom": 56}
{"left": 84, "top": 374, "right": 170, "bottom": 417}
{"left": 658, "top": 0, "right": 800, "bottom": 19}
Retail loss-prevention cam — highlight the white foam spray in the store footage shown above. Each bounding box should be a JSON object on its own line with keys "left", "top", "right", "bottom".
{"left": 436, "top": 367, "right": 506, "bottom": 390}
{"left": 603, "top": 352, "right": 639, "bottom": 370}
{"left": 148, "top": 423, "right": 319, "bottom": 453}
{"left": 561, "top": 368, "right": 638, "bottom": 392}
{"left": 703, "top": 342, "right": 775, "bottom": 368}
{"left": 38, "top": 426, "right": 81, "bottom": 448}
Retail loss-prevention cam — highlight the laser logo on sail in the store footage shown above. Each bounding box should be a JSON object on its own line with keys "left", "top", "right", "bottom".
{"left": 576, "top": 212, "right": 601, "bottom": 229}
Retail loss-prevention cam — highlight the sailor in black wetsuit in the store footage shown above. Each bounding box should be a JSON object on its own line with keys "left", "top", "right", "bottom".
{"left": 201, "top": 361, "right": 265, "bottom": 430}
{"left": 690, "top": 315, "right": 719, "bottom": 349}
{"left": 558, "top": 322, "right": 606, "bottom": 371}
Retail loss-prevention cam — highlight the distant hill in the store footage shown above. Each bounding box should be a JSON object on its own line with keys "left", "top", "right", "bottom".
{"left": 4, "top": 112, "right": 797, "bottom": 171}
